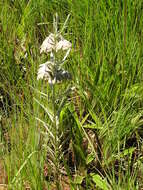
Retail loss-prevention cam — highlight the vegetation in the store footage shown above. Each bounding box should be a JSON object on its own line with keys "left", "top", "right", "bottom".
{"left": 0, "top": 0, "right": 143, "bottom": 189}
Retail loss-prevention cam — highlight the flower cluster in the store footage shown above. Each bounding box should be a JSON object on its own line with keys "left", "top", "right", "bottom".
{"left": 37, "top": 31, "right": 72, "bottom": 84}
{"left": 40, "top": 33, "right": 72, "bottom": 54}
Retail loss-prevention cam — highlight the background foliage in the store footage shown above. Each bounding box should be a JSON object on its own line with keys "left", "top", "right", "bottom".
{"left": 0, "top": 0, "right": 143, "bottom": 189}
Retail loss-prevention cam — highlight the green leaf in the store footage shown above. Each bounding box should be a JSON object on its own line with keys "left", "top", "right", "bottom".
{"left": 86, "top": 153, "right": 95, "bottom": 165}
{"left": 34, "top": 98, "right": 54, "bottom": 122}
{"left": 74, "top": 175, "right": 85, "bottom": 184}
{"left": 120, "top": 147, "right": 136, "bottom": 158}
{"left": 83, "top": 124, "right": 102, "bottom": 129}
{"left": 91, "top": 174, "right": 109, "bottom": 190}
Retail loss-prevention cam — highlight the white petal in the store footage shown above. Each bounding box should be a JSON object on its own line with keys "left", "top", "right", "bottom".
{"left": 40, "top": 33, "right": 55, "bottom": 54}
{"left": 56, "top": 39, "right": 72, "bottom": 51}
{"left": 37, "top": 62, "right": 51, "bottom": 80}
{"left": 40, "top": 33, "right": 72, "bottom": 53}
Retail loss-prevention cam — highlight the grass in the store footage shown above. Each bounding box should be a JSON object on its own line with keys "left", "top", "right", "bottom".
{"left": 0, "top": 0, "right": 143, "bottom": 189}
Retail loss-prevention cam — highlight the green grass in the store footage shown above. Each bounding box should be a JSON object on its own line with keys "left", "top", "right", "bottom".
{"left": 0, "top": 0, "right": 143, "bottom": 189}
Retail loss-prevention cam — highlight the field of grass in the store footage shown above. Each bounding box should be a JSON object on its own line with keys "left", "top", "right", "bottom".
{"left": 0, "top": 0, "right": 143, "bottom": 189}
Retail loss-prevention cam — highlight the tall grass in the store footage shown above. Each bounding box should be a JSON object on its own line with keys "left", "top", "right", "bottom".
{"left": 0, "top": 0, "right": 143, "bottom": 189}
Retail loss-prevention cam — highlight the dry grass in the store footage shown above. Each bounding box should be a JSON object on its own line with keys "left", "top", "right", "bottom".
{"left": 0, "top": 160, "right": 8, "bottom": 190}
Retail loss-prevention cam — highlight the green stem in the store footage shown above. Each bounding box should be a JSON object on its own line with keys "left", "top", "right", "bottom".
{"left": 52, "top": 83, "right": 60, "bottom": 190}
{"left": 124, "top": 0, "right": 127, "bottom": 53}
{"left": 51, "top": 14, "right": 61, "bottom": 189}
{"left": 122, "top": 0, "right": 127, "bottom": 86}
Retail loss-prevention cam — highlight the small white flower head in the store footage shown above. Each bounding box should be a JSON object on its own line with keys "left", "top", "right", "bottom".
{"left": 40, "top": 33, "right": 55, "bottom": 54}
{"left": 37, "top": 62, "right": 52, "bottom": 80}
{"left": 56, "top": 37, "right": 72, "bottom": 51}
{"left": 40, "top": 33, "right": 71, "bottom": 54}
{"left": 37, "top": 61, "right": 71, "bottom": 84}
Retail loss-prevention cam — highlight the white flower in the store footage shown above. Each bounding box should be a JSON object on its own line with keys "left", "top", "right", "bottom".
{"left": 37, "top": 62, "right": 52, "bottom": 80}
{"left": 37, "top": 60, "right": 71, "bottom": 84}
{"left": 40, "top": 33, "right": 71, "bottom": 54}
{"left": 40, "top": 33, "right": 55, "bottom": 54}
{"left": 56, "top": 38, "right": 72, "bottom": 51}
